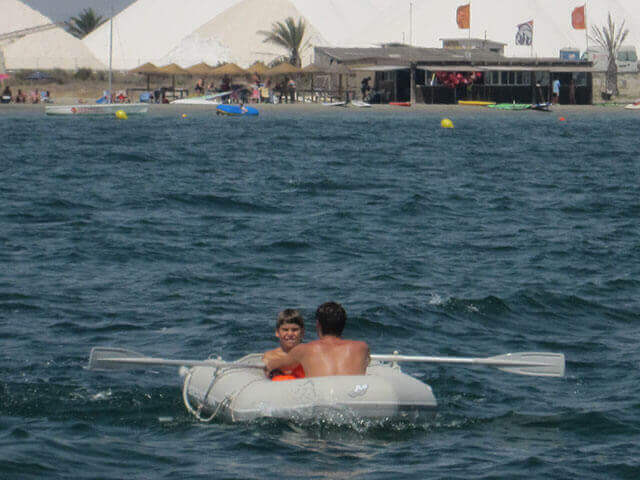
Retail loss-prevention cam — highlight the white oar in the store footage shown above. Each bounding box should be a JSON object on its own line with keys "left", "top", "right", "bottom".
{"left": 87, "top": 347, "right": 263, "bottom": 371}
{"left": 371, "top": 352, "right": 565, "bottom": 377}
{"left": 89, "top": 347, "right": 564, "bottom": 377}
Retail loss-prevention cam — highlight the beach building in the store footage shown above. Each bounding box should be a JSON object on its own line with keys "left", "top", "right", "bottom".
{"left": 314, "top": 43, "right": 594, "bottom": 105}
{"left": 0, "top": 0, "right": 104, "bottom": 71}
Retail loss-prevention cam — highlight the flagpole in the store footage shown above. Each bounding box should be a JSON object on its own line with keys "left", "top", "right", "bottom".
{"left": 531, "top": 21, "right": 534, "bottom": 58}
{"left": 409, "top": 2, "right": 413, "bottom": 45}
{"left": 584, "top": 2, "right": 589, "bottom": 56}
{"left": 468, "top": 0, "right": 472, "bottom": 48}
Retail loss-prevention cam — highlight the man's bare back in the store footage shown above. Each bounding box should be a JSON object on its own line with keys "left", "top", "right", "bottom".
{"left": 264, "top": 336, "right": 369, "bottom": 377}
{"left": 264, "top": 301, "right": 368, "bottom": 377}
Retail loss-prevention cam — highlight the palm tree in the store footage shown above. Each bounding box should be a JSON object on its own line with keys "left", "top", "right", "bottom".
{"left": 590, "top": 13, "right": 629, "bottom": 96}
{"left": 259, "top": 17, "right": 308, "bottom": 67}
{"left": 66, "top": 8, "right": 105, "bottom": 39}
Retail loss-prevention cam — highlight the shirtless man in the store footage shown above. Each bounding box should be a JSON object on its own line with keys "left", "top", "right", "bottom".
{"left": 263, "top": 302, "right": 370, "bottom": 377}
{"left": 264, "top": 308, "right": 305, "bottom": 380}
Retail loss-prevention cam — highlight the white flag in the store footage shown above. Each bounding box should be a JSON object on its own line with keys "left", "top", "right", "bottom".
{"left": 516, "top": 20, "right": 533, "bottom": 46}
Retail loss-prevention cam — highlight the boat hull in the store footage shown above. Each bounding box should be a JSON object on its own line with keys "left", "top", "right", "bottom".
{"left": 458, "top": 100, "right": 496, "bottom": 106}
{"left": 182, "top": 356, "right": 437, "bottom": 423}
{"left": 216, "top": 104, "right": 259, "bottom": 116}
{"left": 45, "top": 103, "right": 148, "bottom": 116}
{"left": 171, "top": 96, "right": 222, "bottom": 105}
{"left": 488, "top": 103, "right": 531, "bottom": 110}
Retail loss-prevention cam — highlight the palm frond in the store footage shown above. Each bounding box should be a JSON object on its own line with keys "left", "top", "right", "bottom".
{"left": 258, "top": 17, "right": 308, "bottom": 67}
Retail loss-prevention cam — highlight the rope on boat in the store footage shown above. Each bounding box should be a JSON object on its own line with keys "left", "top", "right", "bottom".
{"left": 182, "top": 355, "right": 257, "bottom": 422}
{"left": 182, "top": 366, "right": 229, "bottom": 422}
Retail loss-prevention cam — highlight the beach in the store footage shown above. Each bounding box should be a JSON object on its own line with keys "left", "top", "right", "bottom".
{"left": 1, "top": 100, "right": 635, "bottom": 116}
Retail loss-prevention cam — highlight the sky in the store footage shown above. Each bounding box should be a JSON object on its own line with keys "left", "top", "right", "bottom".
{"left": 22, "top": 0, "right": 136, "bottom": 22}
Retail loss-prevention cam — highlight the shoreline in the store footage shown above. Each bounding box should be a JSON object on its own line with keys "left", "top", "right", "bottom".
{"left": 0, "top": 102, "right": 634, "bottom": 116}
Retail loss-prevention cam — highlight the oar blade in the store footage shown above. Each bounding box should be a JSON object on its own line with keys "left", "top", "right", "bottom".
{"left": 88, "top": 347, "right": 146, "bottom": 371}
{"left": 490, "top": 352, "right": 565, "bottom": 377}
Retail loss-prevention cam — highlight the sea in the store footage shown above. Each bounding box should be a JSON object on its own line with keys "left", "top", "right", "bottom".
{"left": 1, "top": 106, "right": 639, "bottom": 479}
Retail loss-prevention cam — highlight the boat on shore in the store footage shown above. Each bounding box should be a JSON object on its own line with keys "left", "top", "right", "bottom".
{"left": 45, "top": 103, "right": 148, "bottom": 116}
{"left": 45, "top": 11, "right": 147, "bottom": 117}
{"left": 171, "top": 90, "right": 234, "bottom": 106}
{"left": 488, "top": 102, "right": 551, "bottom": 112}
{"left": 216, "top": 104, "right": 259, "bottom": 116}
{"left": 458, "top": 100, "right": 496, "bottom": 106}
{"left": 624, "top": 99, "right": 640, "bottom": 110}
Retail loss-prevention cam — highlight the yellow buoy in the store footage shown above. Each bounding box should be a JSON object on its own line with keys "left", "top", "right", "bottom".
{"left": 115, "top": 110, "right": 128, "bottom": 120}
{"left": 182, "top": 113, "right": 187, "bottom": 118}
{"left": 441, "top": 118, "right": 454, "bottom": 129}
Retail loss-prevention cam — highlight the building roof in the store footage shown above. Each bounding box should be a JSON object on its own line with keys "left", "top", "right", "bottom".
{"left": 316, "top": 45, "right": 594, "bottom": 71}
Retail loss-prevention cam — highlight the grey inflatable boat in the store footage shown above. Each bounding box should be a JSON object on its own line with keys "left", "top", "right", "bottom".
{"left": 88, "top": 347, "right": 564, "bottom": 423}
{"left": 181, "top": 354, "right": 437, "bottom": 423}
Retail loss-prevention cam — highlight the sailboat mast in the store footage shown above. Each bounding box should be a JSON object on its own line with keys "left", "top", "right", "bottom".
{"left": 108, "top": 7, "right": 113, "bottom": 104}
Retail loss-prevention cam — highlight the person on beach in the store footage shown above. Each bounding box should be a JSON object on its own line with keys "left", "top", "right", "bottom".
{"left": 16, "top": 89, "right": 26, "bottom": 103}
{"left": 552, "top": 77, "right": 561, "bottom": 104}
{"left": 361, "top": 76, "right": 371, "bottom": 100}
{"left": 263, "top": 302, "right": 370, "bottom": 378}
{"left": 220, "top": 76, "right": 231, "bottom": 92}
{"left": 287, "top": 77, "right": 296, "bottom": 103}
{"left": 194, "top": 78, "right": 204, "bottom": 95}
{"left": 263, "top": 309, "right": 305, "bottom": 381}
{"left": 1, "top": 85, "right": 11, "bottom": 103}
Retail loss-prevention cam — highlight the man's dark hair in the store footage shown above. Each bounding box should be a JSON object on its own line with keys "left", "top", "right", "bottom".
{"left": 315, "top": 301, "right": 346, "bottom": 336}
{"left": 276, "top": 309, "right": 304, "bottom": 329}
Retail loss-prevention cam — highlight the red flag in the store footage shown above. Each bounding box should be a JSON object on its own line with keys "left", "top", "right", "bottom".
{"left": 572, "top": 5, "right": 586, "bottom": 30}
{"left": 456, "top": 4, "right": 470, "bottom": 29}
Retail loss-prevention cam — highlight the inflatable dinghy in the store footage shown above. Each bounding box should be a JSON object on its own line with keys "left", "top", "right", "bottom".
{"left": 181, "top": 354, "right": 436, "bottom": 422}
{"left": 88, "top": 347, "right": 565, "bottom": 424}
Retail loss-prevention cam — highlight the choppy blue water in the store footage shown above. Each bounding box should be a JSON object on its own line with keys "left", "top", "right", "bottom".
{"left": 1, "top": 106, "right": 639, "bottom": 479}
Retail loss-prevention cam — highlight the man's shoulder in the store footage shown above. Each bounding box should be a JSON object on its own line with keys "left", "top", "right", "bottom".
{"left": 349, "top": 339, "right": 369, "bottom": 350}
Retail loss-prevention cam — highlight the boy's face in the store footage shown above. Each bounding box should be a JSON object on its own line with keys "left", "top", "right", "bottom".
{"left": 275, "top": 322, "right": 304, "bottom": 352}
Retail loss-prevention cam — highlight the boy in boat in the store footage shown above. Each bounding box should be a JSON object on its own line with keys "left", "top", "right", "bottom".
{"left": 264, "top": 309, "right": 306, "bottom": 381}
{"left": 263, "top": 302, "right": 370, "bottom": 377}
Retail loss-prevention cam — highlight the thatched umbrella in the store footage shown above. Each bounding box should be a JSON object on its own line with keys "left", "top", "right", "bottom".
{"left": 129, "top": 62, "right": 159, "bottom": 90}
{"left": 187, "top": 62, "right": 216, "bottom": 76}
{"left": 158, "top": 63, "right": 189, "bottom": 89}
{"left": 248, "top": 61, "right": 269, "bottom": 77}
{"left": 210, "top": 63, "right": 248, "bottom": 78}
{"left": 265, "top": 62, "right": 302, "bottom": 77}
{"left": 302, "top": 63, "right": 326, "bottom": 74}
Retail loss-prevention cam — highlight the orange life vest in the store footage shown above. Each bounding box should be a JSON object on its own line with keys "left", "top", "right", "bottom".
{"left": 271, "top": 364, "right": 305, "bottom": 382}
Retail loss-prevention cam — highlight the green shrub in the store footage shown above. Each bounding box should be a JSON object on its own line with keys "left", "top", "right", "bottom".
{"left": 75, "top": 68, "right": 93, "bottom": 81}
